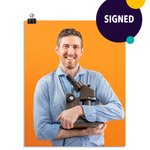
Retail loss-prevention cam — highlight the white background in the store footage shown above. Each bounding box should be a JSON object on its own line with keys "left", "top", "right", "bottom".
{"left": 0, "top": 0, "right": 150, "bottom": 149}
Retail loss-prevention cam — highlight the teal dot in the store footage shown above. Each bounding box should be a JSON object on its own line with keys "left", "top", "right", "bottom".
{"left": 126, "top": 36, "right": 134, "bottom": 44}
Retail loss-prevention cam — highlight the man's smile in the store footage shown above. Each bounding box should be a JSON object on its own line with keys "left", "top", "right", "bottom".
{"left": 65, "top": 56, "right": 75, "bottom": 61}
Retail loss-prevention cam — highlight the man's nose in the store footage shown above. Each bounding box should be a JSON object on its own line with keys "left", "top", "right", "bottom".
{"left": 68, "top": 46, "right": 74, "bottom": 55}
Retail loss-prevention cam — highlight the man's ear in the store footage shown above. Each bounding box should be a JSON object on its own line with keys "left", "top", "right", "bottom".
{"left": 55, "top": 46, "right": 59, "bottom": 55}
{"left": 81, "top": 48, "right": 84, "bottom": 56}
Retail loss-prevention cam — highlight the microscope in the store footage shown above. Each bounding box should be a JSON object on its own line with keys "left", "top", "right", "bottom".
{"left": 66, "top": 74, "right": 103, "bottom": 128}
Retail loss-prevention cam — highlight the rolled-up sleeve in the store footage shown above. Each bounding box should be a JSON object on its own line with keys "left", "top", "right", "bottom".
{"left": 82, "top": 74, "right": 124, "bottom": 123}
{"left": 33, "top": 79, "right": 60, "bottom": 141}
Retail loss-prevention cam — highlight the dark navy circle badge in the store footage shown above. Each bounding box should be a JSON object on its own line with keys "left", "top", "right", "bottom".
{"left": 96, "top": 0, "right": 143, "bottom": 44}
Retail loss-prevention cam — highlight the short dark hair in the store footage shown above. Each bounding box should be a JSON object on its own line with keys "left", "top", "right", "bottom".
{"left": 57, "top": 28, "right": 83, "bottom": 48}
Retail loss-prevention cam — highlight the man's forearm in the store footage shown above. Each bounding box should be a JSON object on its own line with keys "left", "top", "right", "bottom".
{"left": 53, "top": 128, "right": 88, "bottom": 140}
{"left": 53, "top": 124, "right": 106, "bottom": 140}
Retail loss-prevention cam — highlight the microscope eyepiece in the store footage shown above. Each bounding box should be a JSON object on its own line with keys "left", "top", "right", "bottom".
{"left": 66, "top": 74, "right": 83, "bottom": 92}
{"left": 66, "top": 74, "right": 76, "bottom": 85}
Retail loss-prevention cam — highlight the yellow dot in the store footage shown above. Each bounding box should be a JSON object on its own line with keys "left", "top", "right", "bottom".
{"left": 126, "top": 0, "right": 146, "bottom": 9}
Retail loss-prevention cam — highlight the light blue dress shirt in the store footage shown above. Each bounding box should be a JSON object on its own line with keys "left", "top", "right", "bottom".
{"left": 34, "top": 65, "right": 124, "bottom": 146}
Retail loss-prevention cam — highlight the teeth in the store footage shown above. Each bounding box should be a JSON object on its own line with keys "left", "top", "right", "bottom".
{"left": 67, "top": 57, "right": 73, "bottom": 60}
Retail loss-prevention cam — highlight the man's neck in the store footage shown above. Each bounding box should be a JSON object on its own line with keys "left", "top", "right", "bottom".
{"left": 60, "top": 63, "right": 79, "bottom": 78}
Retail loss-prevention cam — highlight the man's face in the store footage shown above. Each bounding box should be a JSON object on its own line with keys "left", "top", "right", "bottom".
{"left": 56, "top": 35, "right": 84, "bottom": 70}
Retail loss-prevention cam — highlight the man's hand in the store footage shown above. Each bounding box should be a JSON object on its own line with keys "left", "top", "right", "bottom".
{"left": 86, "top": 123, "right": 107, "bottom": 135}
{"left": 56, "top": 105, "right": 84, "bottom": 129}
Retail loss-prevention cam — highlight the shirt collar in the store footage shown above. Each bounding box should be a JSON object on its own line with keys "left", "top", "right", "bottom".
{"left": 55, "top": 65, "right": 66, "bottom": 76}
{"left": 55, "top": 65, "right": 86, "bottom": 77}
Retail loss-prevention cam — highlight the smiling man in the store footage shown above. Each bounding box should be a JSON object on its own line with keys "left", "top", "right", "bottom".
{"left": 55, "top": 33, "right": 83, "bottom": 74}
{"left": 34, "top": 28, "right": 124, "bottom": 146}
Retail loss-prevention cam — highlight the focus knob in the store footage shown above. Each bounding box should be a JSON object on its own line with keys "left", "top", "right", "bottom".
{"left": 67, "top": 94, "right": 75, "bottom": 102}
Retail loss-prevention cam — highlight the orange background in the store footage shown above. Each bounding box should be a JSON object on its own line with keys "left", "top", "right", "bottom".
{"left": 24, "top": 21, "right": 125, "bottom": 146}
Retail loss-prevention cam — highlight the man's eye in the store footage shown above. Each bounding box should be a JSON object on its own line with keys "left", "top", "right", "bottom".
{"left": 74, "top": 46, "right": 79, "bottom": 49}
{"left": 63, "top": 45, "right": 68, "bottom": 48}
